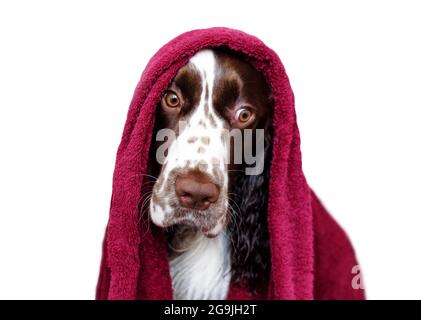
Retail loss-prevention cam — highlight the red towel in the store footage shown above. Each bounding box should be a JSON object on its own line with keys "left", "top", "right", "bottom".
{"left": 96, "top": 27, "right": 365, "bottom": 300}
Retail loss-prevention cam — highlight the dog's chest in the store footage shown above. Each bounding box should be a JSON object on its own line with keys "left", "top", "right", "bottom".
{"left": 169, "top": 231, "right": 231, "bottom": 300}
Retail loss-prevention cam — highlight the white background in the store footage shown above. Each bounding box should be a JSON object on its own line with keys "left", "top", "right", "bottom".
{"left": 0, "top": 0, "right": 420, "bottom": 299}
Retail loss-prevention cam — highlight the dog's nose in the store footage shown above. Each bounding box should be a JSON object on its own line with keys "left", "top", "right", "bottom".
{"left": 175, "top": 172, "right": 219, "bottom": 210}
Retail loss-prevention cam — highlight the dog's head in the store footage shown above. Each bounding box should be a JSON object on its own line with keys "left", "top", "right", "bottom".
{"left": 149, "top": 49, "right": 272, "bottom": 237}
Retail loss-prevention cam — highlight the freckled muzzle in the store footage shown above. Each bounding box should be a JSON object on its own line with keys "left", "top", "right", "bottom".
{"left": 149, "top": 164, "right": 228, "bottom": 237}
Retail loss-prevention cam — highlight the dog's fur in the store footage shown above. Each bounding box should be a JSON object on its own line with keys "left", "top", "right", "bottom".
{"left": 147, "top": 49, "right": 273, "bottom": 299}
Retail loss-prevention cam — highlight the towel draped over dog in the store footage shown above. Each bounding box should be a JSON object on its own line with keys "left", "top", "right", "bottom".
{"left": 96, "top": 27, "right": 365, "bottom": 300}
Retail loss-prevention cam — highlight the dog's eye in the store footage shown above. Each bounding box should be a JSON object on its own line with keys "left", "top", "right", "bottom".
{"left": 163, "top": 91, "right": 180, "bottom": 108}
{"left": 235, "top": 108, "right": 254, "bottom": 124}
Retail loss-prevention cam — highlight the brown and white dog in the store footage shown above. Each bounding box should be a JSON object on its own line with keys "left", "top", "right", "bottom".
{"left": 147, "top": 49, "right": 273, "bottom": 299}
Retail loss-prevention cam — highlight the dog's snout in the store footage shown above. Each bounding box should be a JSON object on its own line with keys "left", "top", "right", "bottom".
{"left": 175, "top": 172, "right": 219, "bottom": 210}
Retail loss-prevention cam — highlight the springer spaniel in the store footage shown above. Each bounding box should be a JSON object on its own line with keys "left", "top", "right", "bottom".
{"left": 147, "top": 49, "right": 273, "bottom": 299}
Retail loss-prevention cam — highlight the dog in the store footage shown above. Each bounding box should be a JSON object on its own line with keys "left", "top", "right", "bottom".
{"left": 147, "top": 48, "right": 273, "bottom": 299}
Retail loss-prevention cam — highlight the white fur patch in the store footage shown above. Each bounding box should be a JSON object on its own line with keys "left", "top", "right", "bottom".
{"left": 149, "top": 204, "right": 165, "bottom": 227}
{"left": 170, "top": 231, "right": 231, "bottom": 300}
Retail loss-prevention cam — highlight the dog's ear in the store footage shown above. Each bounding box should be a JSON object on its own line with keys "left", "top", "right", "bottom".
{"left": 228, "top": 126, "right": 272, "bottom": 292}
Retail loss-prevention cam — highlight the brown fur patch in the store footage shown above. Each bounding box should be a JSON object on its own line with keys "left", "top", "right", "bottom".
{"left": 204, "top": 102, "right": 209, "bottom": 116}
{"left": 204, "top": 83, "right": 209, "bottom": 101}
{"left": 187, "top": 136, "right": 198, "bottom": 143}
{"left": 208, "top": 114, "right": 217, "bottom": 128}
{"left": 198, "top": 120, "right": 207, "bottom": 128}
{"left": 201, "top": 136, "right": 210, "bottom": 145}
